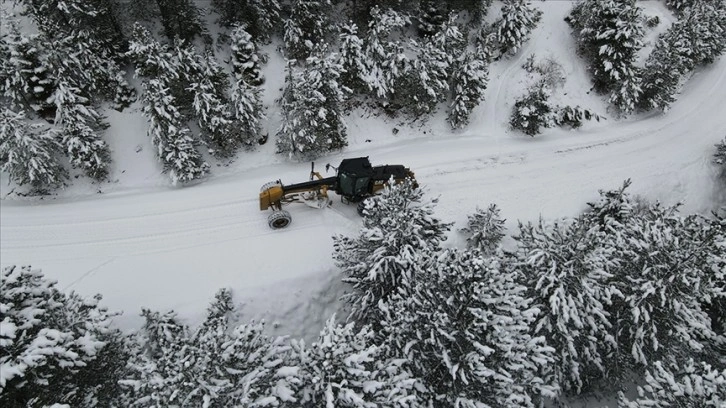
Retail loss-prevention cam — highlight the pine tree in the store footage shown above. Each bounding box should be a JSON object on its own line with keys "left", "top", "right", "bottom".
{"left": 155, "top": 0, "right": 207, "bottom": 44}
{"left": 288, "top": 317, "right": 423, "bottom": 407}
{"left": 0, "top": 109, "right": 67, "bottom": 189}
{"left": 461, "top": 204, "right": 505, "bottom": 253}
{"left": 715, "top": 138, "right": 726, "bottom": 180}
{"left": 606, "top": 205, "right": 724, "bottom": 376}
{"left": 338, "top": 22, "right": 367, "bottom": 96}
{"left": 141, "top": 79, "right": 209, "bottom": 184}
{"left": 333, "top": 179, "right": 452, "bottom": 326}
{"left": 0, "top": 266, "right": 129, "bottom": 407}
{"left": 509, "top": 85, "right": 555, "bottom": 136}
{"left": 17, "top": 0, "right": 126, "bottom": 57}
{"left": 381, "top": 249, "right": 558, "bottom": 406}
{"left": 212, "top": 0, "right": 281, "bottom": 43}
{"left": 618, "top": 359, "right": 726, "bottom": 407}
{"left": 0, "top": 26, "right": 55, "bottom": 114}
{"left": 181, "top": 48, "right": 244, "bottom": 156}
{"left": 360, "top": 7, "right": 410, "bottom": 99}
{"left": 232, "top": 79, "right": 265, "bottom": 148}
{"left": 230, "top": 26, "right": 264, "bottom": 86}
{"left": 448, "top": 49, "right": 489, "bottom": 129}
{"left": 567, "top": 0, "right": 645, "bottom": 94}
{"left": 284, "top": 0, "right": 334, "bottom": 60}
{"left": 276, "top": 53, "right": 347, "bottom": 158}
{"left": 608, "top": 66, "right": 643, "bottom": 115}
{"left": 495, "top": 0, "right": 542, "bottom": 56}
{"left": 50, "top": 82, "right": 111, "bottom": 180}
{"left": 515, "top": 217, "right": 619, "bottom": 394}
{"left": 122, "top": 290, "right": 296, "bottom": 406}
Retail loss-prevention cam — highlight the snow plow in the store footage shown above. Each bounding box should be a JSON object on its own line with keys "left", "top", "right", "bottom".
{"left": 259, "top": 157, "right": 416, "bottom": 229}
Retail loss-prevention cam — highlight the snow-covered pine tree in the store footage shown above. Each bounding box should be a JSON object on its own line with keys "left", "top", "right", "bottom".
{"left": 381, "top": 249, "right": 558, "bottom": 407}
{"left": 121, "top": 310, "right": 193, "bottom": 406}
{"left": 181, "top": 47, "right": 244, "bottom": 156}
{"left": 618, "top": 359, "right": 726, "bottom": 407}
{"left": 608, "top": 66, "right": 643, "bottom": 115}
{"left": 495, "top": 0, "right": 542, "bottom": 56}
{"left": 50, "top": 82, "right": 111, "bottom": 180}
{"left": 0, "top": 108, "right": 67, "bottom": 189}
{"left": 509, "top": 85, "right": 555, "bottom": 136}
{"left": 333, "top": 179, "right": 452, "bottom": 326}
{"left": 287, "top": 317, "right": 423, "bottom": 407}
{"left": 448, "top": 49, "right": 489, "bottom": 129}
{"left": 230, "top": 26, "right": 264, "bottom": 86}
{"left": 155, "top": 0, "right": 207, "bottom": 44}
{"left": 393, "top": 39, "right": 449, "bottom": 117}
{"left": 122, "top": 291, "right": 296, "bottom": 406}
{"left": 212, "top": 0, "right": 281, "bottom": 43}
{"left": 715, "top": 138, "right": 726, "bottom": 180}
{"left": 338, "top": 22, "right": 368, "bottom": 96}
{"left": 17, "top": 0, "right": 126, "bottom": 57}
{"left": 461, "top": 203, "right": 505, "bottom": 253}
{"left": 0, "top": 25, "right": 55, "bottom": 115}
{"left": 416, "top": 0, "right": 447, "bottom": 38}
{"left": 283, "top": 0, "right": 334, "bottom": 60}
{"left": 605, "top": 202, "right": 724, "bottom": 379}
{"left": 276, "top": 52, "right": 347, "bottom": 158}
{"left": 393, "top": 15, "right": 463, "bottom": 117}
{"left": 141, "top": 79, "right": 209, "bottom": 184}
{"left": 567, "top": 0, "right": 645, "bottom": 94}
{"left": 514, "top": 217, "right": 618, "bottom": 394}
{"left": 232, "top": 79, "right": 265, "bottom": 148}
{"left": 685, "top": 1, "right": 726, "bottom": 65}
{"left": 0, "top": 266, "right": 129, "bottom": 407}
{"left": 664, "top": 0, "right": 693, "bottom": 14}
{"left": 360, "top": 7, "right": 410, "bottom": 100}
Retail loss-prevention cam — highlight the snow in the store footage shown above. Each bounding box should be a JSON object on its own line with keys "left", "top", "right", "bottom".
{"left": 1, "top": 2, "right": 725, "bottom": 344}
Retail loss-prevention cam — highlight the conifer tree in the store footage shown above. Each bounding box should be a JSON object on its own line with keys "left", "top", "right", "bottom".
{"left": 51, "top": 82, "right": 111, "bottom": 180}
{"left": 284, "top": 0, "right": 334, "bottom": 60}
{"left": 515, "top": 217, "right": 618, "bottom": 393}
{"left": 567, "top": 0, "right": 645, "bottom": 94}
{"left": 276, "top": 53, "right": 347, "bottom": 158}
{"left": 360, "top": 7, "right": 410, "bottom": 99}
{"left": 0, "top": 26, "right": 55, "bottom": 114}
{"left": 333, "top": 179, "right": 452, "bottom": 326}
{"left": 338, "top": 22, "right": 367, "bottom": 96}
{"left": 155, "top": 0, "right": 207, "bottom": 44}
{"left": 0, "top": 266, "right": 129, "bottom": 407}
{"left": 461, "top": 203, "right": 505, "bottom": 253}
{"left": 212, "top": 0, "right": 281, "bottom": 43}
{"left": 18, "top": 0, "right": 126, "bottom": 56}
{"left": 230, "top": 26, "right": 264, "bottom": 86}
{"left": 286, "top": 317, "right": 423, "bottom": 407}
{"left": 618, "top": 359, "right": 726, "bottom": 407}
{"left": 381, "top": 249, "right": 558, "bottom": 406}
{"left": 0, "top": 109, "right": 67, "bottom": 189}
{"left": 141, "top": 79, "right": 209, "bottom": 184}
{"left": 448, "top": 49, "right": 489, "bottom": 129}
{"left": 495, "top": 0, "right": 542, "bottom": 56}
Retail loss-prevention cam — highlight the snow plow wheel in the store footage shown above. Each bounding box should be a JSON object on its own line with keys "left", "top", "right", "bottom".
{"left": 260, "top": 181, "right": 282, "bottom": 193}
{"left": 268, "top": 210, "right": 292, "bottom": 229}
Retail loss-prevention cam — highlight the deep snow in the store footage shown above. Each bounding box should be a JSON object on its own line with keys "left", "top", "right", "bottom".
{"left": 1, "top": 2, "right": 725, "bottom": 342}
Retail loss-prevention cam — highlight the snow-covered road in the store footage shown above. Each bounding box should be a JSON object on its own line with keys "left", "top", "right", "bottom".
{"left": 2, "top": 3, "right": 724, "bottom": 339}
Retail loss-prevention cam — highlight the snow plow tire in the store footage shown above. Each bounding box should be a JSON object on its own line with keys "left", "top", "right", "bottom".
{"left": 268, "top": 210, "right": 292, "bottom": 229}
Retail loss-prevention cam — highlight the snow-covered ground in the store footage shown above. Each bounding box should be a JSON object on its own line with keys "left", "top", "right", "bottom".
{"left": 1, "top": 2, "right": 725, "bottom": 341}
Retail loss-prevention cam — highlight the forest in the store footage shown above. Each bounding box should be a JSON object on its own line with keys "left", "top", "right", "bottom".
{"left": 1, "top": 0, "right": 726, "bottom": 407}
